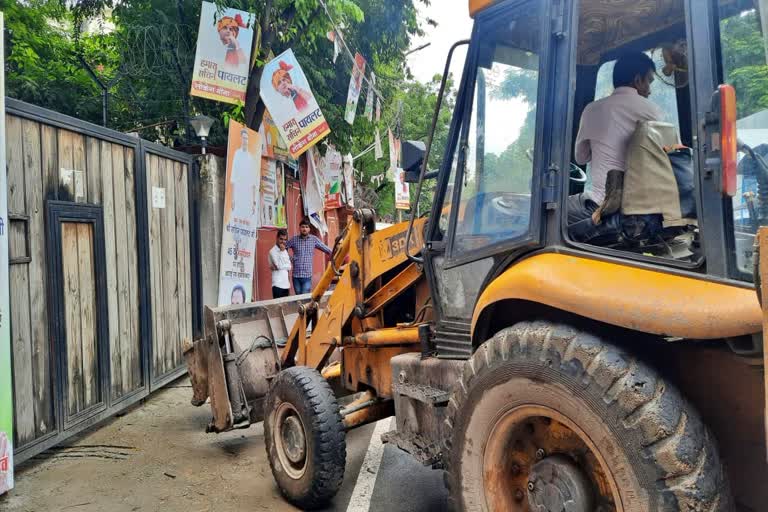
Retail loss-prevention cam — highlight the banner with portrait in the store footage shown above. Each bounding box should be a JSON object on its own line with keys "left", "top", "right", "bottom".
{"left": 345, "top": 52, "right": 366, "bottom": 125}
{"left": 260, "top": 49, "right": 330, "bottom": 159}
{"left": 388, "top": 129, "right": 401, "bottom": 181}
{"left": 260, "top": 158, "right": 287, "bottom": 228}
{"left": 323, "top": 147, "right": 343, "bottom": 210}
{"left": 218, "top": 120, "right": 261, "bottom": 305}
{"left": 395, "top": 168, "right": 411, "bottom": 210}
{"left": 190, "top": 2, "right": 254, "bottom": 105}
{"left": 260, "top": 109, "right": 291, "bottom": 162}
{"left": 302, "top": 148, "right": 328, "bottom": 235}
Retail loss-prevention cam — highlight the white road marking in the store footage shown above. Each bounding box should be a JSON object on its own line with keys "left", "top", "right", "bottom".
{"left": 345, "top": 418, "right": 393, "bottom": 512}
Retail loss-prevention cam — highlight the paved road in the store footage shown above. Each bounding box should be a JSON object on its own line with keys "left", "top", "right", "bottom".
{"left": 2, "top": 379, "right": 447, "bottom": 512}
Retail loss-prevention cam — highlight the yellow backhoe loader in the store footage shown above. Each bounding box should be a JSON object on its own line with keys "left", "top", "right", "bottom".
{"left": 185, "top": 0, "right": 768, "bottom": 509}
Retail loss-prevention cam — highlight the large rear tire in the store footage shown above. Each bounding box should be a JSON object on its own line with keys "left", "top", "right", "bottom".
{"left": 444, "top": 322, "right": 732, "bottom": 511}
{"left": 264, "top": 366, "right": 346, "bottom": 509}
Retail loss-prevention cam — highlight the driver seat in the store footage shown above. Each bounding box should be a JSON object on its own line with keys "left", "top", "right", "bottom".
{"left": 569, "top": 121, "right": 697, "bottom": 253}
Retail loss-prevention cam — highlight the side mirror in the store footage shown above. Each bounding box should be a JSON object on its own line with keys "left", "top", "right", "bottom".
{"left": 402, "top": 140, "right": 426, "bottom": 183}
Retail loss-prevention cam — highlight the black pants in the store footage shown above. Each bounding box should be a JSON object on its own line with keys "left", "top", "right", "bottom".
{"left": 272, "top": 286, "right": 290, "bottom": 298}
{"left": 567, "top": 193, "right": 598, "bottom": 225}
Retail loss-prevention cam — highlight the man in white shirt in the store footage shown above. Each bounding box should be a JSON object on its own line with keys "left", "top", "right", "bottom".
{"left": 269, "top": 229, "right": 292, "bottom": 298}
{"left": 230, "top": 127, "right": 258, "bottom": 223}
{"left": 569, "top": 52, "right": 665, "bottom": 225}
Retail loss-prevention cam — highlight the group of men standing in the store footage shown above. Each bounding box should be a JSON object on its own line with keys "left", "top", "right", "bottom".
{"left": 268, "top": 217, "right": 332, "bottom": 298}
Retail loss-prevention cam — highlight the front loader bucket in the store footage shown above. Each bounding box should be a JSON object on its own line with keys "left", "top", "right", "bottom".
{"left": 184, "top": 293, "right": 328, "bottom": 433}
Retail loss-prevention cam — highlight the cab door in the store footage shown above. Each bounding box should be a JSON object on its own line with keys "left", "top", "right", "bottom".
{"left": 424, "top": 0, "right": 558, "bottom": 357}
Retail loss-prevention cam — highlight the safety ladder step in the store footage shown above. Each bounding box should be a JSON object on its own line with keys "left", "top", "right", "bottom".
{"left": 394, "top": 382, "right": 450, "bottom": 406}
{"left": 381, "top": 430, "right": 442, "bottom": 467}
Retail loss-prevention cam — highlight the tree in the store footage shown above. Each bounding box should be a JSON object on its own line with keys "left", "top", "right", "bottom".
{"left": 719, "top": 9, "right": 768, "bottom": 119}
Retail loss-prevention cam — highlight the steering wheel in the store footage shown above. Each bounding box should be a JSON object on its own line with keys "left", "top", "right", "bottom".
{"left": 570, "top": 162, "right": 587, "bottom": 183}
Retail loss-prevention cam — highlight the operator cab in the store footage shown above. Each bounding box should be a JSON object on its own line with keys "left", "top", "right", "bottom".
{"left": 419, "top": 0, "right": 768, "bottom": 339}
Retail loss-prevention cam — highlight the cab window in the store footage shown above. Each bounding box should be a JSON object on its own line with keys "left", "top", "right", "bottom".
{"left": 450, "top": 4, "right": 542, "bottom": 258}
{"left": 567, "top": 0, "right": 701, "bottom": 266}
{"left": 717, "top": 0, "right": 768, "bottom": 278}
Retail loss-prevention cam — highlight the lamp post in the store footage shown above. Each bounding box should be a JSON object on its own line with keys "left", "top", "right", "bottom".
{"left": 190, "top": 114, "right": 215, "bottom": 154}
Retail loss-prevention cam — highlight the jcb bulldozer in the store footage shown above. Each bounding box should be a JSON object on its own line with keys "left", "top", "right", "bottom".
{"left": 185, "top": 0, "right": 768, "bottom": 509}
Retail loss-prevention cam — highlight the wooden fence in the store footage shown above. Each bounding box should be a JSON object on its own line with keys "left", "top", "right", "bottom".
{"left": 6, "top": 99, "right": 200, "bottom": 463}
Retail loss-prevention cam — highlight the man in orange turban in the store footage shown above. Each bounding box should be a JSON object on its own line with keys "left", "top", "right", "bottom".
{"left": 271, "top": 61, "right": 311, "bottom": 112}
{"left": 217, "top": 14, "right": 247, "bottom": 68}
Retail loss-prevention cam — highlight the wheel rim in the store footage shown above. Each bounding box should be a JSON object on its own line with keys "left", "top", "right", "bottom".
{"left": 274, "top": 402, "right": 308, "bottom": 479}
{"left": 482, "top": 405, "right": 622, "bottom": 512}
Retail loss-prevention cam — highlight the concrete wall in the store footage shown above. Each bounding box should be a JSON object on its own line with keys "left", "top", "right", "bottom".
{"left": 196, "top": 154, "right": 225, "bottom": 310}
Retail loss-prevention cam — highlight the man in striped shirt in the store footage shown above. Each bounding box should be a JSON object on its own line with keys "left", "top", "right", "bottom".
{"left": 286, "top": 217, "right": 332, "bottom": 294}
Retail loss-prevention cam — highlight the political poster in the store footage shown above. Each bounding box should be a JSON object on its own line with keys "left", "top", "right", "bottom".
{"left": 302, "top": 148, "right": 328, "bottom": 235}
{"left": 342, "top": 153, "right": 355, "bottom": 207}
{"left": 260, "top": 109, "right": 291, "bottom": 162}
{"left": 260, "top": 49, "right": 330, "bottom": 159}
{"left": 323, "top": 147, "right": 343, "bottom": 210}
{"left": 364, "top": 72, "right": 375, "bottom": 121}
{"left": 344, "top": 52, "right": 366, "bottom": 125}
{"left": 395, "top": 168, "right": 411, "bottom": 210}
{"left": 260, "top": 158, "right": 287, "bottom": 228}
{"left": 0, "top": 12, "right": 13, "bottom": 495}
{"left": 388, "top": 129, "right": 401, "bottom": 181}
{"left": 217, "top": 120, "right": 261, "bottom": 305}
{"left": 374, "top": 128, "right": 383, "bottom": 160}
{"left": 190, "top": 2, "right": 254, "bottom": 105}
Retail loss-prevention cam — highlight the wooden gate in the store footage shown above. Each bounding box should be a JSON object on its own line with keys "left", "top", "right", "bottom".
{"left": 6, "top": 99, "right": 200, "bottom": 463}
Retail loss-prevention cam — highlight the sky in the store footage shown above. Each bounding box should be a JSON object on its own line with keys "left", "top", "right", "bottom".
{"left": 406, "top": 0, "right": 473, "bottom": 83}
{"left": 406, "top": 0, "right": 528, "bottom": 155}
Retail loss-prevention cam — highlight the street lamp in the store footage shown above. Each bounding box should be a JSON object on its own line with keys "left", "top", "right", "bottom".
{"left": 190, "top": 114, "right": 215, "bottom": 154}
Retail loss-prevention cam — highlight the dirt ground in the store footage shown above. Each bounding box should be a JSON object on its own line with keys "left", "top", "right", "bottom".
{"left": 0, "top": 377, "right": 297, "bottom": 512}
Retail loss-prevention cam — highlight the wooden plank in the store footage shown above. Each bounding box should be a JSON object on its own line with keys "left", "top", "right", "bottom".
{"left": 101, "top": 141, "right": 121, "bottom": 399}
{"left": 62, "top": 222, "right": 84, "bottom": 416}
{"left": 180, "top": 165, "right": 192, "bottom": 349}
{"left": 161, "top": 156, "right": 179, "bottom": 376}
{"left": 76, "top": 223, "right": 98, "bottom": 409}
{"left": 147, "top": 154, "right": 165, "bottom": 379}
{"left": 7, "top": 115, "right": 35, "bottom": 445}
{"left": 174, "top": 161, "right": 188, "bottom": 370}
{"left": 111, "top": 144, "right": 132, "bottom": 394}
{"left": 85, "top": 137, "right": 101, "bottom": 205}
{"left": 73, "top": 133, "right": 87, "bottom": 201}
{"left": 22, "top": 118, "right": 53, "bottom": 438}
{"left": 123, "top": 147, "right": 141, "bottom": 391}
{"left": 41, "top": 124, "right": 58, "bottom": 200}
{"left": 57, "top": 129, "right": 74, "bottom": 201}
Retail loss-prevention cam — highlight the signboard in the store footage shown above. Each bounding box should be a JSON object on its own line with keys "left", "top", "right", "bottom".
{"left": 0, "top": 12, "right": 13, "bottom": 496}
{"left": 190, "top": 2, "right": 254, "bottom": 105}
{"left": 260, "top": 158, "right": 286, "bottom": 228}
{"left": 344, "top": 52, "right": 366, "bottom": 125}
{"left": 260, "top": 49, "right": 330, "bottom": 159}
{"left": 217, "top": 120, "right": 261, "bottom": 305}
{"left": 323, "top": 147, "right": 343, "bottom": 210}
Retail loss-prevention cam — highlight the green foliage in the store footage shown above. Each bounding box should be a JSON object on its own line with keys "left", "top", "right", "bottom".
{"left": 720, "top": 9, "right": 768, "bottom": 119}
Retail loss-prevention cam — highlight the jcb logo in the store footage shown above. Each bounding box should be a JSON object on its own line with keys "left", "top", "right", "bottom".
{"left": 381, "top": 230, "right": 421, "bottom": 260}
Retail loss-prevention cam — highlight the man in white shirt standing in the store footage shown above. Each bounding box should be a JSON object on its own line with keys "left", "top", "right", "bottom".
{"left": 569, "top": 52, "right": 665, "bottom": 224}
{"left": 269, "top": 229, "right": 292, "bottom": 298}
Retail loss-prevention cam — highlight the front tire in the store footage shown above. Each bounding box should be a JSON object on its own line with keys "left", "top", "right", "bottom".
{"left": 444, "top": 322, "right": 732, "bottom": 511}
{"left": 264, "top": 366, "right": 346, "bottom": 509}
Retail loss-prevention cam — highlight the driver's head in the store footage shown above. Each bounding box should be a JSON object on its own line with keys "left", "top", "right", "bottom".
{"left": 613, "top": 52, "right": 656, "bottom": 98}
